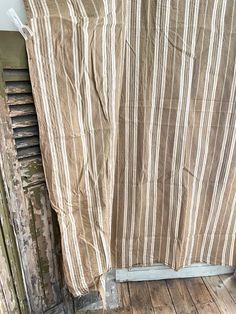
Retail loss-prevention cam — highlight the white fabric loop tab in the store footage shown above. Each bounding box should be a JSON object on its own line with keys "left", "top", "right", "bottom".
{"left": 7, "top": 8, "right": 33, "bottom": 40}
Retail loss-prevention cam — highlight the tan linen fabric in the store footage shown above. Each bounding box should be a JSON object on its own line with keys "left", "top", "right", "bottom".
{"left": 24, "top": 0, "right": 236, "bottom": 296}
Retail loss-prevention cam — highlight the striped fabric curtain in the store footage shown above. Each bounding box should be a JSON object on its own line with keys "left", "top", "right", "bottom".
{"left": 24, "top": 0, "right": 236, "bottom": 296}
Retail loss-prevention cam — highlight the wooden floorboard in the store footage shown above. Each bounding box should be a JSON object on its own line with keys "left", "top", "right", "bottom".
{"left": 77, "top": 275, "right": 236, "bottom": 313}
{"left": 219, "top": 274, "right": 236, "bottom": 303}
{"left": 116, "top": 283, "right": 133, "bottom": 313}
{"left": 203, "top": 275, "right": 236, "bottom": 314}
{"left": 128, "top": 281, "right": 154, "bottom": 313}
{"left": 147, "top": 280, "right": 176, "bottom": 313}
{"left": 184, "top": 277, "right": 221, "bottom": 314}
{"left": 166, "top": 279, "right": 198, "bottom": 313}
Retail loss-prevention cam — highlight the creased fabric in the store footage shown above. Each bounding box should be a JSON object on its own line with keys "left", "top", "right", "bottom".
{"left": 24, "top": 0, "right": 236, "bottom": 296}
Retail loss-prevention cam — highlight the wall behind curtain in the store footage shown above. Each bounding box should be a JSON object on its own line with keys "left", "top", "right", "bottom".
{"left": 0, "top": 0, "right": 26, "bottom": 31}
{"left": 24, "top": 0, "right": 236, "bottom": 296}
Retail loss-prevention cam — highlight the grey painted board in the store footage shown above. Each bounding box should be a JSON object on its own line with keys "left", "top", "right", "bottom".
{"left": 116, "top": 264, "right": 235, "bottom": 282}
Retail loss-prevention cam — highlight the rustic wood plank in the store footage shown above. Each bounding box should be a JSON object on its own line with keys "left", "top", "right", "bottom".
{"left": 0, "top": 282, "right": 9, "bottom": 314}
{"left": 220, "top": 274, "right": 236, "bottom": 303}
{"left": 0, "top": 226, "right": 20, "bottom": 314}
{"left": 13, "top": 126, "right": 39, "bottom": 139}
{"left": 116, "top": 264, "right": 234, "bottom": 282}
{"left": 129, "top": 282, "right": 154, "bottom": 313}
{"left": 0, "top": 34, "right": 66, "bottom": 312}
{"left": 19, "top": 157, "right": 45, "bottom": 187}
{"left": 9, "top": 104, "right": 36, "bottom": 117}
{"left": 116, "top": 283, "right": 132, "bottom": 313}
{"left": 147, "top": 281, "right": 176, "bottom": 313}
{"left": 7, "top": 94, "right": 33, "bottom": 105}
{"left": 15, "top": 136, "right": 39, "bottom": 149}
{"left": 11, "top": 115, "right": 38, "bottom": 129}
{"left": 0, "top": 174, "right": 29, "bottom": 313}
{"left": 185, "top": 277, "right": 220, "bottom": 314}
{"left": 166, "top": 279, "right": 197, "bottom": 314}
{"left": 3, "top": 69, "right": 29, "bottom": 82}
{"left": 5, "top": 81, "right": 32, "bottom": 94}
{"left": 203, "top": 276, "right": 236, "bottom": 314}
{"left": 17, "top": 146, "right": 41, "bottom": 159}
{"left": 26, "top": 183, "right": 61, "bottom": 308}
{"left": 0, "top": 93, "right": 45, "bottom": 312}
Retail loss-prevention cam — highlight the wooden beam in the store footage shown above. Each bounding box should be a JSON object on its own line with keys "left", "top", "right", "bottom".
{"left": 116, "top": 263, "right": 235, "bottom": 282}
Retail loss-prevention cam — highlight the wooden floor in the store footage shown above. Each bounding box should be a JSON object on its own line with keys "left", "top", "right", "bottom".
{"left": 80, "top": 274, "right": 236, "bottom": 314}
